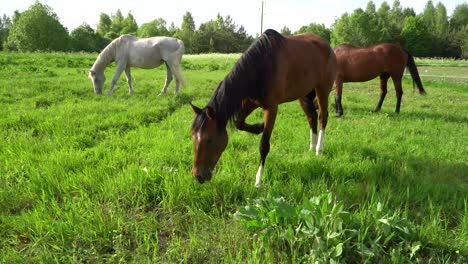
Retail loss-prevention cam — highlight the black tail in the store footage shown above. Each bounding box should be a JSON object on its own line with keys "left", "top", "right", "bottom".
{"left": 405, "top": 51, "right": 426, "bottom": 95}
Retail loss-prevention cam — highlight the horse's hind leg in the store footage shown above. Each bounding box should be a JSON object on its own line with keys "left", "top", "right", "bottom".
{"left": 315, "top": 86, "right": 330, "bottom": 156}
{"left": 391, "top": 76, "right": 404, "bottom": 113}
{"left": 124, "top": 66, "right": 134, "bottom": 94}
{"left": 166, "top": 58, "right": 186, "bottom": 95}
{"left": 160, "top": 62, "right": 173, "bottom": 95}
{"left": 299, "top": 90, "right": 318, "bottom": 151}
{"left": 334, "top": 79, "right": 344, "bottom": 116}
{"left": 375, "top": 73, "right": 390, "bottom": 112}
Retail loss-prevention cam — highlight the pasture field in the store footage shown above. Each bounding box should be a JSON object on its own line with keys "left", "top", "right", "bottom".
{"left": 0, "top": 52, "right": 467, "bottom": 263}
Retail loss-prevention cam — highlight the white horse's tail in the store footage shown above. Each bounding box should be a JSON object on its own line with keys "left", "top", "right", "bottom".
{"left": 175, "top": 39, "right": 187, "bottom": 88}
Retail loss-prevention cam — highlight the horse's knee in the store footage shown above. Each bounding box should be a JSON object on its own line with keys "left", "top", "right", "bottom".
{"left": 234, "top": 119, "right": 244, "bottom": 129}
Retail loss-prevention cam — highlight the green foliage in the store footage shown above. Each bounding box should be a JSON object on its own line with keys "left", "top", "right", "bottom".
{"left": 450, "top": 3, "right": 468, "bottom": 31}
{"left": 235, "top": 193, "right": 432, "bottom": 262}
{"left": 280, "top": 26, "right": 292, "bottom": 37}
{"left": 69, "top": 23, "right": 100, "bottom": 52}
{"left": 122, "top": 12, "right": 138, "bottom": 36}
{"left": 138, "top": 18, "right": 171, "bottom": 38}
{"left": 95, "top": 9, "right": 138, "bottom": 43}
{"left": 2, "top": 0, "right": 467, "bottom": 57}
{"left": 110, "top": 9, "right": 125, "bottom": 37}
{"left": 295, "top": 23, "right": 331, "bottom": 43}
{"left": 96, "top": 13, "right": 112, "bottom": 38}
{"left": 137, "top": 18, "right": 170, "bottom": 38}
{"left": 176, "top": 12, "right": 196, "bottom": 53}
{"left": 5, "top": 2, "right": 69, "bottom": 52}
{"left": 235, "top": 193, "right": 349, "bottom": 262}
{"left": 401, "top": 15, "right": 432, "bottom": 57}
{"left": 192, "top": 14, "right": 253, "bottom": 54}
{"left": 331, "top": 9, "right": 377, "bottom": 47}
{"left": 0, "top": 14, "right": 11, "bottom": 50}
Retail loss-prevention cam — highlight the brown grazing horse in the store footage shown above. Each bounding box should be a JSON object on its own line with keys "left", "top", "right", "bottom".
{"left": 334, "top": 43, "right": 426, "bottom": 116}
{"left": 190, "top": 29, "right": 337, "bottom": 187}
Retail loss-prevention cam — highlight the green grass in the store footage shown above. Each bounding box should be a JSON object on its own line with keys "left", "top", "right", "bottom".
{"left": 0, "top": 52, "right": 467, "bottom": 263}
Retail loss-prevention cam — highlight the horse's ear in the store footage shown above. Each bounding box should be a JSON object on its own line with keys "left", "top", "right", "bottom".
{"left": 206, "top": 106, "right": 216, "bottom": 120}
{"left": 190, "top": 102, "right": 202, "bottom": 115}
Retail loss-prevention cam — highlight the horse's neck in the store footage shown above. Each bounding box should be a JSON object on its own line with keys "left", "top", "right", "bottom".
{"left": 91, "top": 44, "right": 116, "bottom": 72}
{"left": 209, "top": 81, "right": 244, "bottom": 128}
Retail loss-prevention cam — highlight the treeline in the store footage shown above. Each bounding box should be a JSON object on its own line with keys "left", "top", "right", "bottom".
{"left": 0, "top": 1, "right": 467, "bottom": 58}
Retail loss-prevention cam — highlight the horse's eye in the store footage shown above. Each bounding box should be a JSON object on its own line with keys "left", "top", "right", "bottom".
{"left": 206, "top": 139, "right": 213, "bottom": 145}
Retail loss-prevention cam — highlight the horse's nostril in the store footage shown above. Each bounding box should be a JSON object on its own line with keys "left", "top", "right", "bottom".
{"left": 195, "top": 174, "right": 206, "bottom": 184}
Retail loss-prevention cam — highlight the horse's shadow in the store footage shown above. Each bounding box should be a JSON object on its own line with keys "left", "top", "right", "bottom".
{"left": 340, "top": 105, "right": 468, "bottom": 124}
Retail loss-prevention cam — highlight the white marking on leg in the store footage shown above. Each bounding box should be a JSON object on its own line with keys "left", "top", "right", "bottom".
{"left": 316, "top": 129, "right": 325, "bottom": 156}
{"left": 310, "top": 129, "right": 318, "bottom": 151}
{"left": 255, "top": 164, "right": 264, "bottom": 188}
{"left": 196, "top": 131, "right": 202, "bottom": 142}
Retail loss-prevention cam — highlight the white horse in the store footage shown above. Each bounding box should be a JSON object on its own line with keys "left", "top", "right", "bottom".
{"left": 88, "top": 35, "right": 186, "bottom": 95}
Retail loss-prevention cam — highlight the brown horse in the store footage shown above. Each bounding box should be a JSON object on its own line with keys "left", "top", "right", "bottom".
{"left": 334, "top": 43, "right": 426, "bottom": 116}
{"left": 190, "top": 29, "right": 336, "bottom": 187}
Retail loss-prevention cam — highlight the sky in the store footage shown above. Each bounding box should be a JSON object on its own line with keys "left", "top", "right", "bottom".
{"left": 2, "top": 0, "right": 464, "bottom": 36}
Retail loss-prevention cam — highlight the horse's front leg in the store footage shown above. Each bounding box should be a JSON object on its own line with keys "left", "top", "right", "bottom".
{"left": 255, "top": 105, "right": 278, "bottom": 187}
{"left": 108, "top": 62, "right": 126, "bottom": 96}
{"left": 234, "top": 100, "right": 264, "bottom": 134}
{"left": 124, "top": 66, "right": 134, "bottom": 94}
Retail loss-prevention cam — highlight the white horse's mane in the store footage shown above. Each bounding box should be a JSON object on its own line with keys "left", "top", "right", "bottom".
{"left": 90, "top": 38, "right": 120, "bottom": 72}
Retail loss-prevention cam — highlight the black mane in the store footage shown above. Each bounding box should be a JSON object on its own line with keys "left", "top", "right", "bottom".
{"left": 192, "top": 29, "right": 285, "bottom": 132}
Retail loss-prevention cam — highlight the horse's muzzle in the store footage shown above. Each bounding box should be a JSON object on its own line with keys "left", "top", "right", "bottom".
{"left": 192, "top": 168, "right": 213, "bottom": 184}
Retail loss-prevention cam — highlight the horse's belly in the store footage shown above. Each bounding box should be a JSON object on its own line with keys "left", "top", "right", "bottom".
{"left": 130, "top": 59, "right": 163, "bottom": 69}
{"left": 343, "top": 71, "right": 380, "bottom": 82}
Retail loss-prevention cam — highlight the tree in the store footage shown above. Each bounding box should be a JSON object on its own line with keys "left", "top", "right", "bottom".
{"left": 177, "top": 12, "right": 196, "bottom": 53}
{"left": 97, "top": 13, "right": 112, "bottom": 38}
{"left": 122, "top": 12, "right": 138, "bottom": 35}
{"left": 449, "top": 3, "right": 468, "bottom": 58}
{"left": 422, "top": 0, "right": 436, "bottom": 30}
{"left": 168, "top": 22, "right": 178, "bottom": 37}
{"left": 295, "top": 23, "right": 331, "bottom": 43}
{"left": 69, "top": 23, "right": 99, "bottom": 52}
{"left": 109, "top": 9, "right": 124, "bottom": 38}
{"left": 401, "top": 15, "right": 431, "bottom": 56}
{"left": 5, "top": 2, "right": 69, "bottom": 51}
{"left": 193, "top": 13, "right": 252, "bottom": 53}
{"left": 138, "top": 18, "right": 169, "bottom": 38}
{"left": 0, "top": 14, "right": 11, "bottom": 50}
{"left": 331, "top": 8, "right": 377, "bottom": 47}
{"left": 432, "top": 2, "right": 450, "bottom": 56}
{"left": 280, "top": 26, "right": 292, "bottom": 36}
{"left": 376, "top": 1, "right": 393, "bottom": 43}
{"left": 450, "top": 3, "right": 468, "bottom": 31}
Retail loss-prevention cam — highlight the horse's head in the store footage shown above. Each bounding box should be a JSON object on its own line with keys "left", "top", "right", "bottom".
{"left": 190, "top": 103, "right": 228, "bottom": 183}
{"left": 88, "top": 70, "right": 106, "bottom": 94}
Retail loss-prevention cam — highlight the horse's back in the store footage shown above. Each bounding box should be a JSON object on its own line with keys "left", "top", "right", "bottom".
{"left": 273, "top": 33, "right": 336, "bottom": 102}
{"left": 335, "top": 43, "right": 406, "bottom": 82}
{"left": 285, "top": 34, "right": 336, "bottom": 83}
{"left": 115, "top": 35, "right": 184, "bottom": 68}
